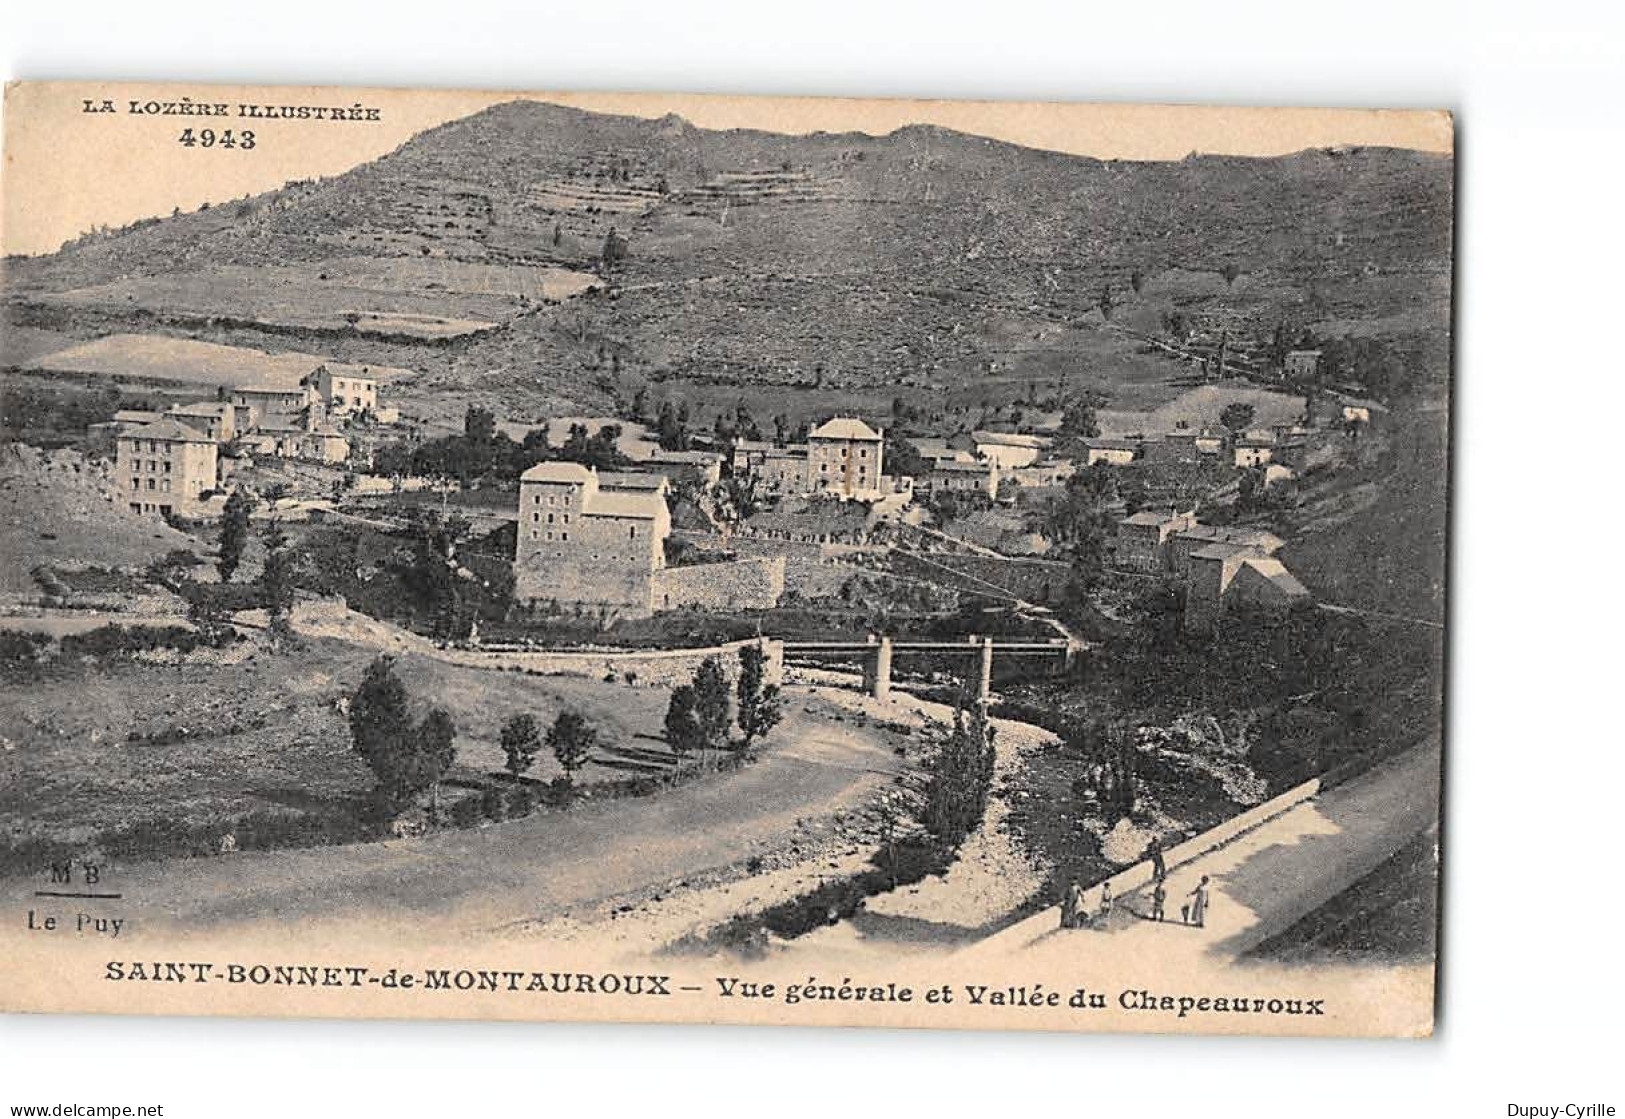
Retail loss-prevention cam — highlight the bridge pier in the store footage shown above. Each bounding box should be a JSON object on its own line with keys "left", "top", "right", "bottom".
{"left": 978, "top": 635, "right": 994, "bottom": 704}
{"left": 864, "top": 635, "right": 894, "bottom": 701}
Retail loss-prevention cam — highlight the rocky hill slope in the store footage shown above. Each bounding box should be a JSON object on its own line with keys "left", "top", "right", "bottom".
{"left": 5, "top": 100, "right": 1453, "bottom": 417}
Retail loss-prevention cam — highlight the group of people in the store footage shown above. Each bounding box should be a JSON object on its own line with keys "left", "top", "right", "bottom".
{"left": 1058, "top": 837, "right": 1212, "bottom": 931}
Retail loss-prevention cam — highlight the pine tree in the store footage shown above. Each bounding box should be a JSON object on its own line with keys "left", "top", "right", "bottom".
{"left": 664, "top": 684, "right": 705, "bottom": 756}
{"left": 257, "top": 511, "right": 297, "bottom": 645}
{"left": 691, "top": 656, "right": 732, "bottom": 749}
{"left": 216, "top": 488, "right": 257, "bottom": 583}
{"left": 736, "top": 643, "right": 784, "bottom": 749}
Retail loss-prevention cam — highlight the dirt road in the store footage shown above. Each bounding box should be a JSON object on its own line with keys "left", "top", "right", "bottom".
{"left": 2, "top": 691, "right": 901, "bottom": 944}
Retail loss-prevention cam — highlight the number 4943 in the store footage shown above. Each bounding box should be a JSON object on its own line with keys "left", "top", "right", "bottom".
{"left": 178, "top": 128, "right": 256, "bottom": 150}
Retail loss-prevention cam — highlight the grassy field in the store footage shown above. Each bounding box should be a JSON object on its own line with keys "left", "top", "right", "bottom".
{"left": 30, "top": 333, "right": 414, "bottom": 390}
{"left": 0, "top": 636, "right": 673, "bottom": 847}
{"left": 34, "top": 259, "right": 598, "bottom": 341}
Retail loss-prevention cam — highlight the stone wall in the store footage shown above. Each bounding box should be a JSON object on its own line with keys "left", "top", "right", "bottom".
{"left": 439, "top": 638, "right": 784, "bottom": 689}
{"left": 652, "top": 556, "right": 786, "bottom": 612}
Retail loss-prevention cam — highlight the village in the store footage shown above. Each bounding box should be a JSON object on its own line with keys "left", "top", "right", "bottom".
{"left": 12, "top": 327, "right": 1366, "bottom": 637}
{"left": 0, "top": 299, "right": 1437, "bottom": 964}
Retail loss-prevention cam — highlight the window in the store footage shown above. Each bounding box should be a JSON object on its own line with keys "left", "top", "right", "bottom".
{"left": 533, "top": 512, "right": 540, "bottom": 522}
{"left": 161, "top": 480, "right": 171, "bottom": 493}
{"left": 163, "top": 461, "right": 172, "bottom": 473}
{"left": 562, "top": 514, "right": 569, "bottom": 524}
{"left": 130, "top": 478, "right": 139, "bottom": 491}
{"left": 547, "top": 513, "right": 555, "bottom": 524}
{"left": 545, "top": 531, "right": 553, "bottom": 541}
{"left": 560, "top": 532, "right": 569, "bottom": 542}
{"left": 146, "top": 478, "right": 156, "bottom": 490}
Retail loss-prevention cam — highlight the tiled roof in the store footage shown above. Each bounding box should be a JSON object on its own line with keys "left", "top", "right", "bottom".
{"left": 118, "top": 418, "right": 214, "bottom": 444}
{"left": 589, "top": 490, "right": 667, "bottom": 520}
{"left": 809, "top": 417, "right": 882, "bottom": 441}
{"left": 1242, "top": 556, "right": 1311, "bottom": 597}
{"left": 597, "top": 471, "right": 668, "bottom": 492}
{"left": 521, "top": 461, "right": 594, "bottom": 484}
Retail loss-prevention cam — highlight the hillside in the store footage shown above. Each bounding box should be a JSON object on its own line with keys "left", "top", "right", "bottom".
{"left": 3, "top": 100, "right": 1453, "bottom": 420}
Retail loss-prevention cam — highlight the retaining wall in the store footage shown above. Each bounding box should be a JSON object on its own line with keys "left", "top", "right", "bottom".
{"left": 653, "top": 556, "right": 786, "bottom": 612}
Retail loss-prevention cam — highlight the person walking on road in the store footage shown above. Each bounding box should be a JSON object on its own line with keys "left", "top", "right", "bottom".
{"left": 1099, "top": 881, "right": 1113, "bottom": 921}
{"left": 1150, "top": 880, "right": 1167, "bottom": 922}
{"left": 1146, "top": 837, "right": 1166, "bottom": 882}
{"left": 1061, "top": 880, "right": 1084, "bottom": 930}
{"left": 1187, "top": 875, "right": 1211, "bottom": 928}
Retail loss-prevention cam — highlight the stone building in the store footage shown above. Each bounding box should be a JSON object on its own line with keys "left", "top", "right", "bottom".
{"left": 1285, "top": 349, "right": 1322, "bottom": 380}
{"left": 1167, "top": 523, "right": 1285, "bottom": 577}
{"left": 304, "top": 364, "right": 379, "bottom": 417}
{"left": 1233, "top": 430, "right": 1277, "bottom": 468}
{"left": 115, "top": 418, "right": 219, "bottom": 518}
{"left": 166, "top": 401, "right": 237, "bottom": 443}
{"left": 1183, "top": 544, "right": 1311, "bottom": 634}
{"left": 807, "top": 417, "right": 886, "bottom": 499}
{"left": 916, "top": 459, "right": 1000, "bottom": 500}
{"left": 733, "top": 416, "right": 893, "bottom": 500}
{"left": 513, "top": 461, "right": 672, "bottom": 616}
{"left": 230, "top": 383, "right": 316, "bottom": 431}
{"left": 1114, "top": 509, "right": 1197, "bottom": 573}
{"left": 732, "top": 441, "right": 809, "bottom": 494}
{"left": 1085, "top": 437, "right": 1140, "bottom": 467}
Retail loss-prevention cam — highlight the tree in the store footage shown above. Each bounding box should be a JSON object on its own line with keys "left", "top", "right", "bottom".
{"left": 736, "top": 643, "right": 784, "bottom": 749}
{"left": 499, "top": 713, "right": 541, "bottom": 782}
{"left": 655, "top": 399, "right": 689, "bottom": 452}
{"left": 923, "top": 696, "right": 997, "bottom": 848}
{"left": 600, "top": 226, "right": 629, "bottom": 274}
{"left": 1219, "top": 402, "right": 1256, "bottom": 434}
{"left": 547, "top": 709, "right": 598, "bottom": 786}
{"left": 1058, "top": 392, "right": 1104, "bottom": 443}
{"left": 216, "top": 489, "right": 257, "bottom": 583}
{"left": 348, "top": 656, "right": 456, "bottom": 814}
{"left": 416, "top": 707, "right": 458, "bottom": 817}
{"left": 664, "top": 684, "right": 705, "bottom": 756}
{"left": 692, "top": 656, "right": 732, "bottom": 749}
{"left": 883, "top": 431, "right": 929, "bottom": 478}
{"left": 463, "top": 405, "right": 497, "bottom": 446}
{"left": 257, "top": 509, "right": 297, "bottom": 644}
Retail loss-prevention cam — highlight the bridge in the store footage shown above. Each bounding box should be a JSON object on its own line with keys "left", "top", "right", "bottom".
{"left": 780, "top": 634, "right": 1077, "bottom": 702}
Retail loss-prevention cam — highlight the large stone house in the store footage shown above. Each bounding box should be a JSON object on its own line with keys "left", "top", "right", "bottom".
{"left": 807, "top": 417, "right": 886, "bottom": 499}
{"left": 115, "top": 418, "right": 219, "bottom": 518}
{"left": 513, "top": 462, "right": 672, "bottom": 616}
{"left": 733, "top": 416, "right": 892, "bottom": 501}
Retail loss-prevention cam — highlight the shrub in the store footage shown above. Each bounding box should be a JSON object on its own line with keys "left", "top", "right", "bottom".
{"left": 480, "top": 784, "right": 508, "bottom": 822}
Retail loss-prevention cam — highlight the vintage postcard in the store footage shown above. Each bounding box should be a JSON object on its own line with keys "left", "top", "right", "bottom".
{"left": 0, "top": 81, "right": 1451, "bottom": 1035}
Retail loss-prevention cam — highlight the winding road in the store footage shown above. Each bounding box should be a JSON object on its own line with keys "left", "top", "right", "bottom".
{"left": 1, "top": 691, "right": 902, "bottom": 945}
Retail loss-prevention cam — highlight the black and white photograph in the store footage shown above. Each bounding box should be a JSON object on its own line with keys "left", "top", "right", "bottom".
{"left": 0, "top": 80, "right": 1453, "bottom": 1040}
